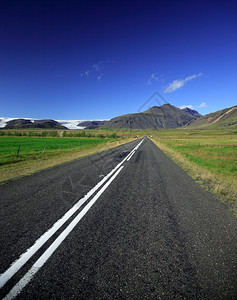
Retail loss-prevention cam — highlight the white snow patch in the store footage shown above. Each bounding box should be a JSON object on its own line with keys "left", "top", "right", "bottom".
{"left": 56, "top": 120, "right": 86, "bottom": 129}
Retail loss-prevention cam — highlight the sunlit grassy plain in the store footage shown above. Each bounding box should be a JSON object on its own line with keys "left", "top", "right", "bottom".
{"left": 0, "top": 129, "right": 138, "bottom": 182}
{"left": 150, "top": 127, "right": 237, "bottom": 214}
{"left": 0, "top": 137, "right": 106, "bottom": 165}
{"left": 0, "top": 128, "right": 236, "bottom": 213}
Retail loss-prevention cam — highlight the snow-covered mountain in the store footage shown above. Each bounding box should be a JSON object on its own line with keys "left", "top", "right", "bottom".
{"left": 0, "top": 118, "right": 89, "bottom": 129}
{"left": 0, "top": 118, "right": 35, "bottom": 129}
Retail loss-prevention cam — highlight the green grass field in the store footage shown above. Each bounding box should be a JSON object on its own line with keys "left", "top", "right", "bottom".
{"left": 155, "top": 129, "right": 237, "bottom": 177}
{"left": 151, "top": 128, "right": 237, "bottom": 211}
{"left": 0, "top": 132, "right": 137, "bottom": 183}
{"left": 0, "top": 136, "right": 107, "bottom": 166}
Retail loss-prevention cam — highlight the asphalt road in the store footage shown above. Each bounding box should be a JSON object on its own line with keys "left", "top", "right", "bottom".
{"left": 0, "top": 137, "right": 237, "bottom": 299}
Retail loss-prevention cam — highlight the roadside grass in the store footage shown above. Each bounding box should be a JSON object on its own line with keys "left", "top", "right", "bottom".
{"left": 151, "top": 128, "right": 237, "bottom": 214}
{"left": 0, "top": 134, "right": 137, "bottom": 183}
{"left": 0, "top": 137, "right": 106, "bottom": 165}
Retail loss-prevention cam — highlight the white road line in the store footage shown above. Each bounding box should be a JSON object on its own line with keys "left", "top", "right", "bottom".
{"left": 126, "top": 139, "right": 144, "bottom": 161}
{"left": 0, "top": 138, "right": 144, "bottom": 289}
{"left": 126, "top": 150, "right": 135, "bottom": 161}
{"left": 127, "top": 150, "right": 135, "bottom": 161}
{"left": 3, "top": 166, "right": 124, "bottom": 300}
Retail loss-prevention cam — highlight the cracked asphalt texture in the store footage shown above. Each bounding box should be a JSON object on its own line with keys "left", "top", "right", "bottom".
{"left": 0, "top": 137, "right": 236, "bottom": 299}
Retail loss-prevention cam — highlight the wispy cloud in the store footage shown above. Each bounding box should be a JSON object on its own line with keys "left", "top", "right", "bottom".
{"left": 198, "top": 102, "right": 207, "bottom": 108}
{"left": 81, "top": 60, "right": 113, "bottom": 80}
{"left": 97, "top": 73, "right": 103, "bottom": 81}
{"left": 147, "top": 73, "right": 164, "bottom": 85}
{"left": 163, "top": 73, "right": 203, "bottom": 93}
{"left": 92, "top": 61, "right": 106, "bottom": 71}
{"left": 81, "top": 70, "right": 90, "bottom": 77}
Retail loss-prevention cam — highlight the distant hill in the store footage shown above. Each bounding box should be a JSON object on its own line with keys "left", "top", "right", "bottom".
{"left": 186, "top": 105, "right": 237, "bottom": 128}
{"left": 103, "top": 104, "right": 202, "bottom": 129}
{"left": 78, "top": 120, "right": 107, "bottom": 129}
{"left": 4, "top": 119, "right": 68, "bottom": 130}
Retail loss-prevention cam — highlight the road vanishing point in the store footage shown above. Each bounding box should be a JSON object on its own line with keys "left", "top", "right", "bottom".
{"left": 0, "top": 137, "right": 236, "bottom": 299}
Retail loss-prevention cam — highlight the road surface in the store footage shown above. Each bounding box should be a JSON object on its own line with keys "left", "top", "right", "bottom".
{"left": 0, "top": 137, "right": 236, "bottom": 299}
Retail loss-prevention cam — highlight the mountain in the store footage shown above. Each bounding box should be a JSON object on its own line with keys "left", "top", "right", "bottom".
{"left": 103, "top": 104, "right": 201, "bottom": 129}
{"left": 180, "top": 107, "right": 201, "bottom": 118}
{"left": 78, "top": 120, "right": 107, "bottom": 129}
{"left": 4, "top": 119, "right": 68, "bottom": 130}
{"left": 186, "top": 105, "right": 237, "bottom": 128}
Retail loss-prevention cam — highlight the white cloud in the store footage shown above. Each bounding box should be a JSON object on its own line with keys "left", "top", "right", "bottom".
{"left": 163, "top": 73, "right": 203, "bottom": 93}
{"left": 164, "top": 79, "right": 184, "bottom": 93}
{"left": 147, "top": 73, "right": 163, "bottom": 85}
{"left": 198, "top": 102, "right": 207, "bottom": 108}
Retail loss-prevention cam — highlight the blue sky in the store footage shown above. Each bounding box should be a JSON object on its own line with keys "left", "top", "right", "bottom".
{"left": 0, "top": 0, "right": 236, "bottom": 120}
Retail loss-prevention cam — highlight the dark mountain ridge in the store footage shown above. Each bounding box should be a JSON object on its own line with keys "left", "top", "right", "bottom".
{"left": 103, "top": 104, "right": 201, "bottom": 129}
{"left": 180, "top": 107, "right": 201, "bottom": 118}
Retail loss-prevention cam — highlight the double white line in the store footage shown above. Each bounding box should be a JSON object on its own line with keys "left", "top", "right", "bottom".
{"left": 0, "top": 138, "right": 144, "bottom": 299}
